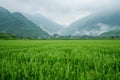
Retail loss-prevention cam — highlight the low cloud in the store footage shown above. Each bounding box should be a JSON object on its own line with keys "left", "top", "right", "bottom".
{"left": 72, "top": 23, "right": 120, "bottom": 36}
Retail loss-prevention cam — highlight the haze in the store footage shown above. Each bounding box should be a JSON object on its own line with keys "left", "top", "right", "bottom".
{"left": 0, "top": 0, "right": 120, "bottom": 26}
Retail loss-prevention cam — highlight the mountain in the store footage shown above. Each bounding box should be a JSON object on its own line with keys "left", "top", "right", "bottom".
{"left": 24, "top": 14, "right": 64, "bottom": 35}
{"left": 63, "top": 10, "right": 120, "bottom": 36}
{"left": 100, "top": 30, "right": 120, "bottom": 37}
{"left": 0, "top": 7, "right": 49, "bottom": 38}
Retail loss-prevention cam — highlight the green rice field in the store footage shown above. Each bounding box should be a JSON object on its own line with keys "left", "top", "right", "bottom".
{"left": 0, "top": 40, "right": 120, "bottom": 80}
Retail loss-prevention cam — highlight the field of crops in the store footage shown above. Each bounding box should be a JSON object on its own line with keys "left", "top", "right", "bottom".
{"left": 0, "top": 40, "right": 120, "bottom": 80}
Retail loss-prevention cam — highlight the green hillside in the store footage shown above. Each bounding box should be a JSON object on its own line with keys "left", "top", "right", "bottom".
{"left": 100, "top": 30, "right": 120, "bottom": 37}
{"left": 0, "top": 7, "right": 49, "bottom": 38}
{"left": 0, "top": 32, "right": 18, "bottom": 39}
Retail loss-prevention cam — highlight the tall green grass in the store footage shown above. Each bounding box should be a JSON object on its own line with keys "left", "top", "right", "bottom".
{"left": 0, "top": 40, "right": 120, "bottom": 80}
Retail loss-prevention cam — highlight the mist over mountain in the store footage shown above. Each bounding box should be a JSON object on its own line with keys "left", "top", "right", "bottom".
{"left": 0, "top": 7, "right": 49, "bottom": 38}
{"left": 24, "top": 14, "right": 64, "bottom": 35}
{"left": 0, "top": 6, "right": 120, "bottom": 38}
{"left": 63, "top": 10, "right": 120, "bottom": 36}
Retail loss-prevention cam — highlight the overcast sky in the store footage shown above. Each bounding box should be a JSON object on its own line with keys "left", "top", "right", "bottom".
{"left": 0, "top": 0, "right": 120, "bottom": 26}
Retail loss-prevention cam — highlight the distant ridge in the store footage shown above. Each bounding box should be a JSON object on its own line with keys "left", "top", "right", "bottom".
{"left": 24, "top": 13, "right": 64, "bottom": 35}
